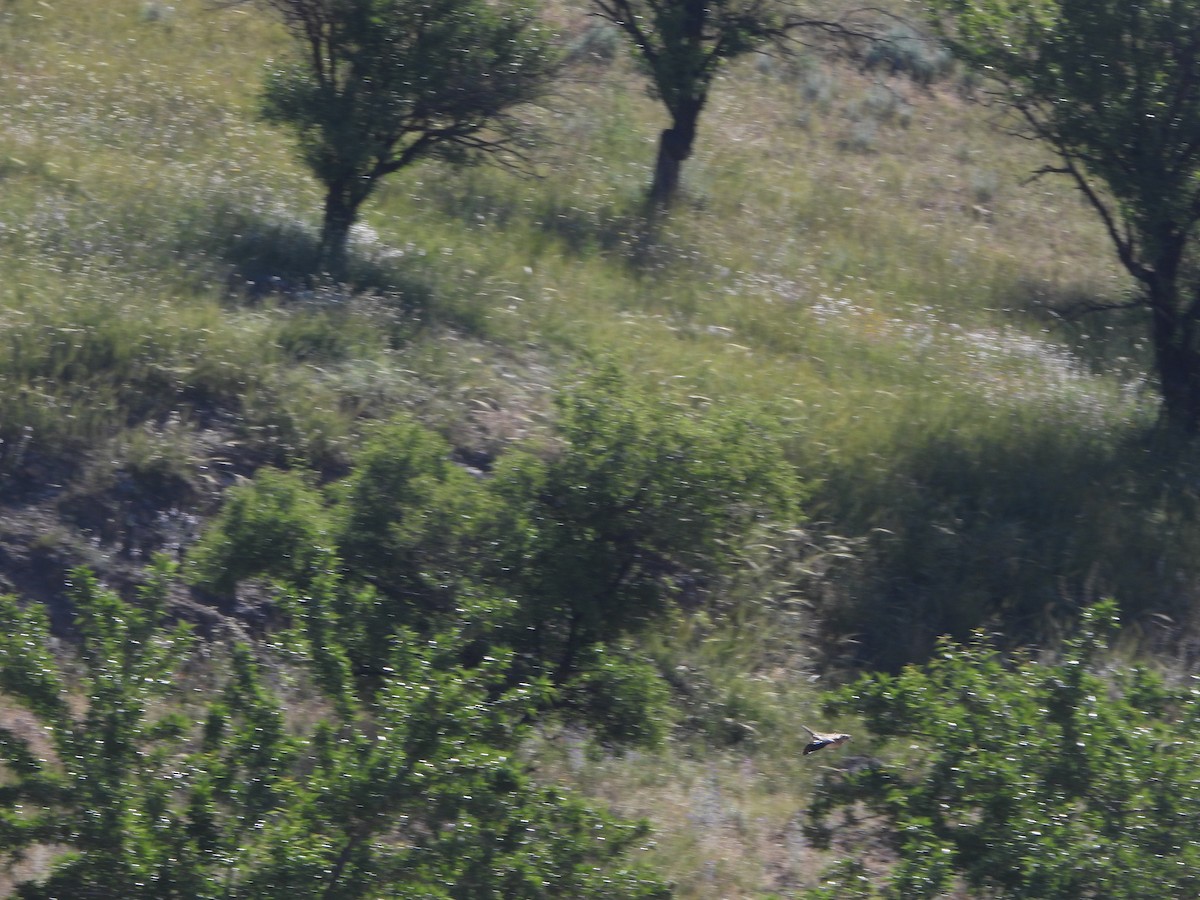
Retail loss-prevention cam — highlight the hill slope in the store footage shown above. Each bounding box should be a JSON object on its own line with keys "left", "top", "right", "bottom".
{"left": 2, "top": 0, "right": 1198, "bottom": 896}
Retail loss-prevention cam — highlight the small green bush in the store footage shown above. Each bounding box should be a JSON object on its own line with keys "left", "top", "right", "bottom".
{"left": 332, "top": 414, "right": 483, "bottom": 611}
{"left": 806, "top": 602, "right": 1200, "bottom": 899}
{"left": 562, "top": 645, "right": 672, "bottom": 747}
{"left": 186, "top": 467, "right": 331, "bottom": 596}
{"left": 478, "top": 362, "right": 802, "bottom": 685}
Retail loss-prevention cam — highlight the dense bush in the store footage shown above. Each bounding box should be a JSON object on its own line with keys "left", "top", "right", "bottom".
{"left": 476, "top": 363, "right": 801, "bottom": 687}
{"left": 187, "top": 467, "right": 331, "bottom": 596}
{"left": 0, "top": 561, "right": 672, "bottom": 899}
{"left": 332, "top": 415, "right": 482, "bottom": 614}
{"left": 186, "top": 363, "right": 801, "bottom": 738}
{"left": 805, "top": 602, "right": 1200, "bottom": 899}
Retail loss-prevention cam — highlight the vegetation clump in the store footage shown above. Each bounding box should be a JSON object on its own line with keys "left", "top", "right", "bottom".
{"left": 0, "top": 561, "right": 672, "bottom": 899}
{"left": 807, "top": 602, "right": 1200, "bottom": 899}
{"left": 188, "top": 365, "right": 800, "bottom": 739}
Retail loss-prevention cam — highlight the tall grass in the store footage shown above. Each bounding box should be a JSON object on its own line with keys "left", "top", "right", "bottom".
{"left": 4, "top": 0, "right": 1182, "bottom": 657}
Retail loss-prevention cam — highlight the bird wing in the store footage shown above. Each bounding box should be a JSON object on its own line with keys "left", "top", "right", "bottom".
{"left": 801, "top": 727, "right": 851, "bottom": 755}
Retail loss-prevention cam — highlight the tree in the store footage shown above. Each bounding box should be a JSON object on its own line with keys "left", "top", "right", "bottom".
{"left": 0, "top": 562, "right": 672, "bottom": 898}
{"left": 478, "top": 363, "right": 801, "bottom": 687}
{"left": 590, "top": 0, "right": 860, "bottom": 205}
{"left": 183, "top": 368, "right": 800, "bottom": 741}
{"left": 928, "top": 0, "right": 1200, "bottom": 434}
{"left": 805, "top": 602, "right": 1200, "bottom": 899}
{"left": 258, "top": 0, "right": 558, "bottom": 275}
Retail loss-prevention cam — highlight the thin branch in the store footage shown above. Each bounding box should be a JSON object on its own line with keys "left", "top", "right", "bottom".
{"left": 1052, "top": 297, "right": 1149, "bottom": 320}
{"left": 1014, "top": 103, "right": 1150, "bottom": 285}
{"left": 592, "top": 0, "right": 662, "bottom": 71}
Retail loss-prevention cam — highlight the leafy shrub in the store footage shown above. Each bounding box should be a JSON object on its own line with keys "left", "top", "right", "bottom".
{"left": 184, "top": 365, "right": 801, "bottom": 740}
{"left": 561, "top": 645, "right": 671, "bottom": 747}
{"left": 332, "top": 415, "right": 483, "bottom": 612}
{"left": 478, "top": 363, "right": 802, "bottom": 687}
{"left": 805, "top": 602, "right": 1200, "bottom": 899}
{"left": 187, "top": 467, "right": 331, "bottom": 596}
{"left": 0, "top": 562, "right": 673, "bottom": 899}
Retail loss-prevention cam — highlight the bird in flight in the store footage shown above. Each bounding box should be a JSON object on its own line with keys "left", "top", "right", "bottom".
{"left": 801, "top": 725, "right": 851, "bottom": 755}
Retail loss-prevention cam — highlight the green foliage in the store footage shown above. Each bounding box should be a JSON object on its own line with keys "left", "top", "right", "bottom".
{"left": 332, "top": 415, "right": 482, "bottom": 612}
{"left": 259, "top": 0, "right": 559, "bottom": 271}
{"left": 278, "top": 574, "right": 672, "bottom": 899}
{"left": 595, "top": 0, "right": 780, "bottom": 115}
{"left": 186, "top": 467, "right": 332, "bottom": 596}
{"left": 2, "top": 1, "right": 1182, "bottom": 890}
{"left": 801, "top": 860, "right": 879, "bottom": 900}
{"left": 806, "top": 602, "right": 1200, "bottom": 899}
{"left": 590, "top": 0, "right": 866, "bottom": 200}
{"left": 927, "top": 0, "right": 1200, "bottom": 236}
{"left": 185, "top": 364, "right": 798, "bottom": 740}
{"left": 478, "top": 363, "right": 801, "bottom": 686}
{"left": 0, "top": 560, "right": 207, "bottom": 898}
{"left": 0, "top": 564, "right": 671, "bottom": 898}
{"left": 590, "top": 0, "right": 789, "bottom": 200}
{"left": 811, "top": 417, "right": 1130, "bottom": 669}
{"left": 561, "top": 645, "right": 672, "bottom": 747}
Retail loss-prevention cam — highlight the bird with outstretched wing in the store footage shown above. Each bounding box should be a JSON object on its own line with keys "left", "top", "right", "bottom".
{"left": 801, "top": 724, "right": 851, "bottom": 755}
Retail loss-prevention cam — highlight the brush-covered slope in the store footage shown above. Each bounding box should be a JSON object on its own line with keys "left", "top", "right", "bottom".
{"left": 2, "top": 0, "right": 1198, "bottom": 896}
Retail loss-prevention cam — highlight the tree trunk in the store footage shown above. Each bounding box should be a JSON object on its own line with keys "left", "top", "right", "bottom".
{"left": 648, "top": 102, "right": 702, "bottom": 207}
{"left": 649, "top": 129, "right": 684, "bottom": 207}
{"left": 1138, "top": 243, "right": 1200, "bottom": 434}
{"left": 318, "top": 186, "right": 361, "bottom": 279}
{"left": 1151, "top": 304, "right": 1200, "bottom": 435}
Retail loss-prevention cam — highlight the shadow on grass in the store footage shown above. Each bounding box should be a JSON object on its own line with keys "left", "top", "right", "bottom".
{"left": 420, "top": 175, "right": 683, "bottom": 273}
{"left": 531, "top": 198, "right": 677, "bottom": 271}
{"left": 180, "top": 200, "right": 436, "bottom": 312}
{"left": 812, "top": 420, "right": 1200, "bottom": 673}
{"left": 1006, "top": 275, "right": 1155, "bottom": 384}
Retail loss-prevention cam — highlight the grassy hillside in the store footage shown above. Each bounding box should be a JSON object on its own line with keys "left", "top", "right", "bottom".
{"left": 2, "top": 0, "right": 1199, "bottom": 896}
